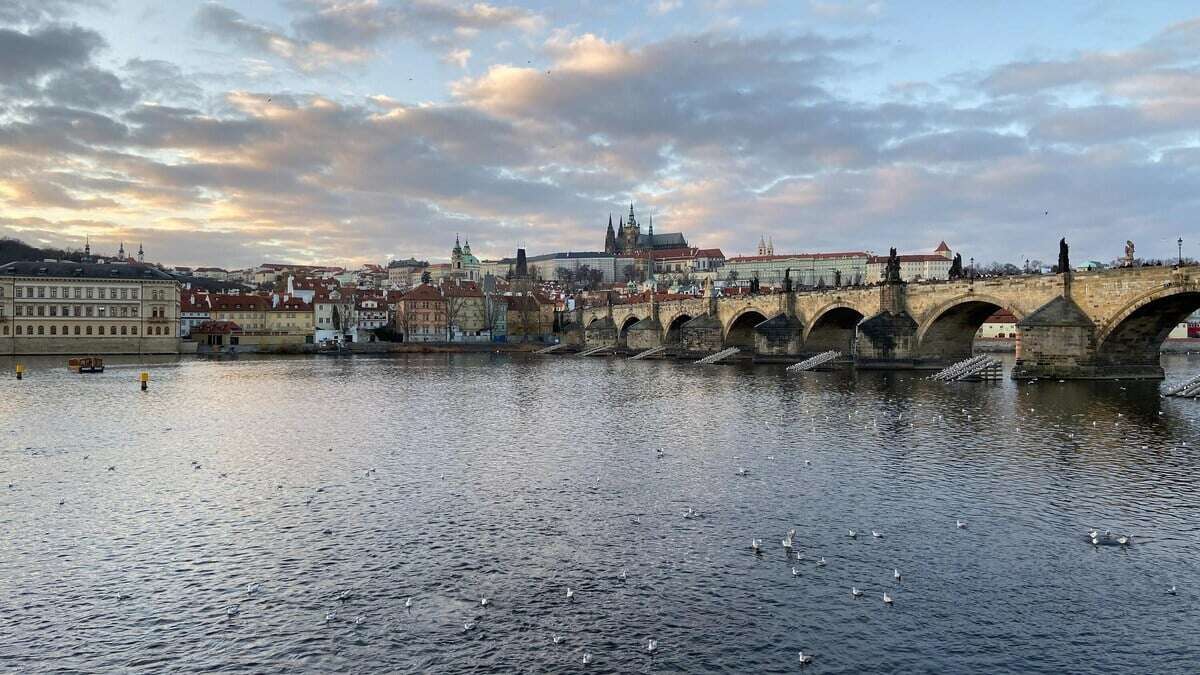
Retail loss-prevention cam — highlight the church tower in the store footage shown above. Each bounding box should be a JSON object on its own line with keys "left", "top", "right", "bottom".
{"left": 621, "top": 202, "right": 640, "bottom": 252}
{"left": 604, "top": 214, "right": 617, "bottom": 254}
{"left": 757, "top": 236, "right": 768, "bottom": 256}
{"left": 118, "top": 242, "right": 125, "bottom": 259}
{"left": 137, "top": 243, "right": 144, "bottom": 263}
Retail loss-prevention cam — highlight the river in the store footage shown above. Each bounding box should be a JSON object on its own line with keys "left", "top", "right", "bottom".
{"left": 2, "top": 353, "right": 1199, "bottom": 673}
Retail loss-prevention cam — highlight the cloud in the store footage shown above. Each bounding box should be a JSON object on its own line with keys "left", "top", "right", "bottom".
{"left": 0, "top": 0, "right": 106, "bottom": 25}
{"left": 194, "top": 0, "right": 543, "bottom": 72}
{"left": 0, "top": 23, "right": 104, "bottom": 87}
{"left": 2, "top": 7, "right": 1199, "bottom": 268}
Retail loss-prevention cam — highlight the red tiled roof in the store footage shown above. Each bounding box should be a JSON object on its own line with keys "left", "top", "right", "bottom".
{"left": 694, "top": 248, "right": 725, "bottom": 258}
{"left": 935, "top": 241, "right": 951, "bottom": 252}
{"left": 728, "top": 252, "right": 869, "bottom": 263}
{"left": 193, "top": 320, "right": 241, "bottom": 333}
{"left": 867, "top": 254, "right": 950, "bottom": 263}
{"left": 209, "top": 294, "right": 270, "bottom": 311}
{"left": 274, "top": 297, "right": 313, "bottom": 311}
{"left": 650, "top": 247, "right": 699, "bottom": 260}
{"left": 401, "top": 284, "right": 444, "bottom": 301}
{"left": 442, "top": 282, "right": 483, "bottom": 298}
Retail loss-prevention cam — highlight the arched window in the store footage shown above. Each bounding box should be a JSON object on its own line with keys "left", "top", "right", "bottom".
{"left": 98, "top": 326, "right": 104, "bottom": 335}
{"left": 86, "top": 326, "right": 92, "bottom": 335}
{"left": 37, "top": 325, "right": 44, "bottom": 335}
{"left": 15, "top": 325, "right": 21, "bottom": 335}
{"left": 49, "top": 325, "right": 56, "bottom": 335}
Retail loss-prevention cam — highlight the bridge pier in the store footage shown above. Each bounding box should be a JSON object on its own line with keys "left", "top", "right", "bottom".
{"left": 854, "top": 278, "right": 919, "bottom": 368}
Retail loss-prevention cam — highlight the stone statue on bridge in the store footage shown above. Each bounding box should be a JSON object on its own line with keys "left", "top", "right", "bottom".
{"left": 783, "top": 268, "right": 792, "bottom": 293}
{"left": 948, "top": 253, "right": 963, "bottom": 279}
{"left": 885, "top": 247, "right": 902, "bottom": 283}
{"left": 1058, "top": 238, "right": 1070, "bottom": 274}
{"left": 1123, "top": 240, "right": 1135, "bottom": 267}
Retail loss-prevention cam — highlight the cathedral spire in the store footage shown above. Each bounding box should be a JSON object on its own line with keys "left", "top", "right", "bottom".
{"left": 118, "top": 242, "right": 125, "bottom": 259}
{"left": 605, "top": 213, "right": 617, "bottom": 254}
{"left": 137, "top": 242, "right": 144, "bottom": 263}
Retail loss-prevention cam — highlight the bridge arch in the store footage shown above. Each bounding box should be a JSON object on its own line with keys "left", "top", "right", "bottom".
{"left": 1095, "top": 286, "right": 1200, "bottom": 369}
{"left": 804, "top": 303, "right": 864, "bottom": 353}
{"left": 617, "top": 315, "right": 641, "bottom": 346}
{"left": 664, "top": 313, "right": 693, "bottom": 344}
{"left": 724, "top": 309, "right": 769, "bottom": 348}
{"left": 915, "top": 294, "right": 1022, "bottom": 362}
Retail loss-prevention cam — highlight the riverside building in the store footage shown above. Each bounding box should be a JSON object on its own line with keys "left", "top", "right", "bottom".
{"left": 0, "top": 261, "right": 181, "bottom": 354}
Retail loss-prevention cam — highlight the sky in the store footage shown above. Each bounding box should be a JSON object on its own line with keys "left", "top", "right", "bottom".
{"left": 1, "top": 0, "right": 1198, "bottom": 269}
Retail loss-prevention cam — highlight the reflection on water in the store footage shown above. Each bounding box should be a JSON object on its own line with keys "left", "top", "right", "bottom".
{"left": 2, "top": 354, "right": 1199, "bottom": 673}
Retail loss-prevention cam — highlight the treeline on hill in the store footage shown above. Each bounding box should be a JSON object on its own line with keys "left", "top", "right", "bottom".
{"left": 0, "top": 237, "right": 87, "bottom": 265}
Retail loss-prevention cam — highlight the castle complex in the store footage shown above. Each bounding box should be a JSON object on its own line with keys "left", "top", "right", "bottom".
{"left": 604, "top": 203, "right": 688, "bottom": 255}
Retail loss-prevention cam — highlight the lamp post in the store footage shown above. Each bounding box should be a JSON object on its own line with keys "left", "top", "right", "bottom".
{"left": 969, "top": 256, "right": 975, "bottom": 280}
{"left": 1024, "top": 258, "right": 1030, "bottom": 274}
{"left": 1179, "top": 237, "right": 1184, "bottom": 267}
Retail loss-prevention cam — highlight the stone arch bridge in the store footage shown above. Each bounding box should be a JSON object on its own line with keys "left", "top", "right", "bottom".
{"left": 563, "top": 265, "right": 1200, "bottom": 380}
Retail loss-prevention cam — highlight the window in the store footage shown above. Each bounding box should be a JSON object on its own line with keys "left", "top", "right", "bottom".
{"left": 86, "top": 326, "right": 92, "bottom": 335}
{"left": 36, "top": 306, "right": 44, "bottom": 316}
{"left": 49, "top": 306, "right": 57, "bottom": 317}
{"left": 62, "top": 325, "right": 68, "bottom": 335}
{"left": 37, "top": 325, "right": 44, "bottom": 335}
{"left": 120, "top": 326, "right": 127, "bottom": 335}
{"left": 98, "top": 326, "right": 104, "bottom": 335}
{"left": 15, "top": 287, "right": 22, "bottom": 298}
{"left": 1, "top": 325, "right": 6, "bottom": 335}
{"left": 50, "top": 287, "right": 57, "bottom": 298}
{"left": 130, "top": 289, "right": 137, "bottom": 300}
{"left": 120, "top": 288, "right": 127, "bottom": 300}
{"left": 49, "top": 325, "right": 56, "bottom": 335}
{"left": 14, "top": 325, "right": 20, "bottom": 335}
{"left": 85, "top": 306, "right": 94, "bottom": 317}
{"left": 130, "top": 326, "right": 136, "bottom": 335}
{"left": 74, "top": 287, "right": 82, "bottom": 298}
{"left": 110, "top": 325, "right": 116, "bottom": 336}
{"left": 37, "top": 287, "right": 45, "bottom": 298}
{"left": 74, "top": 326, "right": 80, "bottom": 335}
{"left": 98, "top": 307, "right": 107, "bottom": 318}
{"left": 86, "top": 288, "right": 94, "bottom": 299}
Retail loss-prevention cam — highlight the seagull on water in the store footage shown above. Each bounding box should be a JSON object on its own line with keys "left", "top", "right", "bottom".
{"left": 338, "top": 590, "right": 351, "bottom": 602}
{"left": 751, "top": 539, "right": 762, "bottom": 553}
{"left": 566, "top": 587, "right": 574, "bottom": 600}
{"left": 792, "top": 567, "right": 800, "bottom": 577}
{"left": 552, "top": 634, "right": 563, "bottom": 644}
{"left": 737, "top": 467, "right": 748, "bottom": 476}
{"left": 227, "top": 604, "right": 241, "bottom": 617}
{"left": 583, "top": 653, "right": 592, "bottom": 665}
{"left": 1117, "top": 535, "right": 1130, "bottom": 546}
{"left": 798, "top": 651, "right": 813, "bottom": 666}
{"left": 847, "top": 529, "right": 857, "bottom": 538}
{"left": 463, "top": 622, "right": 475, "bottom": 631}
{"left": 481, "top": 598, "right": 489, "bottom": 607}
{"left": 324, "top": 611, "right": 338, "bottom": 622}
{"left": 647, "top": 639, "right": 658, "bottom": 653}
{"left": 354, "top": 616, "right": 365, "bottom": 626}
{"left": 1167, "top": 586, "right": 1177, "bottom": 595}
{"left": 619, "top": 569, "right": 627, "bottom": 580}
{"left": 957, "top": 520, "right": 967, "bottom": 529}
{"left": 872, "top": 530, "right": 883, "bottom": 538}
{"left": 883, "top": 592, "right": 893, "bottom": 605}
{"left": 246, "top": 583, "right": 261, "bottom": 594}
{"left": 894, "top": 569, "right": 902, "bottom": 582}
{"left": 851, "top": 587, "right": 863, "bottom": 597}
{"left": 405, "top": 597, "right": 412, "bottom": 609}
{"left": 782, "top": 529, "right": 795, "bottom": 549}
{"left": 816, "top": 557, "right": 826, "bottom": 567}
